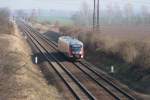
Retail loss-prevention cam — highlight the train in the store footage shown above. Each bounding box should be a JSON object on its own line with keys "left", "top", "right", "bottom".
{"left": 58, "top": 36, "right": 84, "bottom": 60}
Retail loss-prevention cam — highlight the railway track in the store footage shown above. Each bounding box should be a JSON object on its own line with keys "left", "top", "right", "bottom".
{"left": 18, "top": 22, "right": 95, "bottom": 100}
{"left": 17, "top": 20, "right": 137, "bottom": 100}
{"left": 20, "top": 22, "right": 114, "bottom": 100}
{"left": 33, "top": 34, "right": 136, "bottom": 99}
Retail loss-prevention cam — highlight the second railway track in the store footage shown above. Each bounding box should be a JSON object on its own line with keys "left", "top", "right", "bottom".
{"left": 17, "top": 20, "right": 137, "bottom": 100}
{"left": 18, "top": 22, "right": 95, "bottom": 100}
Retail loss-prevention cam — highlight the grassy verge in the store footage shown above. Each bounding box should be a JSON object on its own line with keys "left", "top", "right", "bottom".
{"left": 0, "top": 18, "right": 61, "bottom": 99}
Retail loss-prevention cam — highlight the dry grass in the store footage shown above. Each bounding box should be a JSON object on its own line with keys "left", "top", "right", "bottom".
{"left": 60, "top": 25, "right": 150, "bottom": 69}
{"left": 30, "top": 21, "right": 60, "bottom": 33}
{"left": 0, "top": 22, "right": 61, "bottom": 100}
{"left": 60, "top": 25, "right": 150, "bottom": 95}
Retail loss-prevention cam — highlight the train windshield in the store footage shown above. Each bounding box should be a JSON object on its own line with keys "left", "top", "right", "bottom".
{"left": 71, "top": 44, "right": 82, "bottom": 52}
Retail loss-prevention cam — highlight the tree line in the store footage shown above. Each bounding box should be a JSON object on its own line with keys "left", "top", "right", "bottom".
{"left": 71, "top": 2, "right": 150, "bottom": 28}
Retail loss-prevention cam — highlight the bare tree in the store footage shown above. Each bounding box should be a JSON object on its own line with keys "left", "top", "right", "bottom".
{"left": 106, "top": 3, "right": 113, "bottom": 24}
{"left": 29, "top": 9, "right": 38, "bottom": 22}
{"left": 15, "top": 10, "right": 28, "bottom": 19}
{"left": 113, "top": 4, "right": 123, "bottom": 24}
{"left": 0, "top": 8, "right": 11, "bottom": 34}
{"left": 71, "top": 2, "right": 92, "bottom": 28}
{"left": 93, "top": 0, "right": 96, "bottom": 30}
{"left": 141, "top": 5, "right": 150, "bottom": 24}
{"left": 0, "top": 8, "right": 10, "bottom": 24}
{"left": 124, "top": 2, "right": 133, "bottom": 24}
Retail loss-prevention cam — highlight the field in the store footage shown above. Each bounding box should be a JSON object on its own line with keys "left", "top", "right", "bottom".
{"left": 36, "top": 16, "right": 73, "bottom": 26}
{"left": 60, "top": 24, "right": 150, "bottom": 95}
{"left": 99, "top": 24, "right": 150, "bottom": 39}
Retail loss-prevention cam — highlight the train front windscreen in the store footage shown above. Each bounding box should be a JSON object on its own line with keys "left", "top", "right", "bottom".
{"left": 71, "top": 44, "right": 82, "bottom": 53}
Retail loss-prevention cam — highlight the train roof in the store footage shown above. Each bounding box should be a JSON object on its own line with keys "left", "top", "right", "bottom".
{"left": 59, "top": 36, "right": 83, "bottom": 45}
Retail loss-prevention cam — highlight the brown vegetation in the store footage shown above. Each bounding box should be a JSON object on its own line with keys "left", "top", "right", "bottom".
{"left": 0, "top": 8, "right": 13, "bottom": 35}
{"left": 31, "top": 21, "right": 60, "bottom": 33}
{"left": 60, "top": 25, "right": 150, "bottom": 68}
{"left": 0, "top": 8, "right": 60, "bottom": 100}
{"left": 59, "top": 25, "right": 150, "bottom": 94}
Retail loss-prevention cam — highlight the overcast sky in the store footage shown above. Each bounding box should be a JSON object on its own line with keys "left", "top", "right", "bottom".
{"left": 0, "top": 0, "right": 92, "bottom": 11}
{"left": 0, "top": 0, "right": 150, "bottom": 11}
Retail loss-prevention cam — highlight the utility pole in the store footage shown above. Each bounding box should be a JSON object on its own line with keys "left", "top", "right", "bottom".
{"left": 97, "top": 0, "right": 100, "bottom": 31}
{"left": 93, "top": 0, "right": 100, "bottom": 32}
{"left": 93, "top": 0, "right": 96, "bottom": 31}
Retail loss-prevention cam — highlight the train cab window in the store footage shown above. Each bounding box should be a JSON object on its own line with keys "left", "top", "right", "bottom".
{"left": 71, "top": 44, "right": 82, "bottom": 52}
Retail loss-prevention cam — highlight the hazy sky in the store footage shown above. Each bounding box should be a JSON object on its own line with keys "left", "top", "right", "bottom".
{"left": 0, "top": 0, "right": 150, "bottom": 11}
{"left": 0, "top": 0, "right": 92, "bottom": 11}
